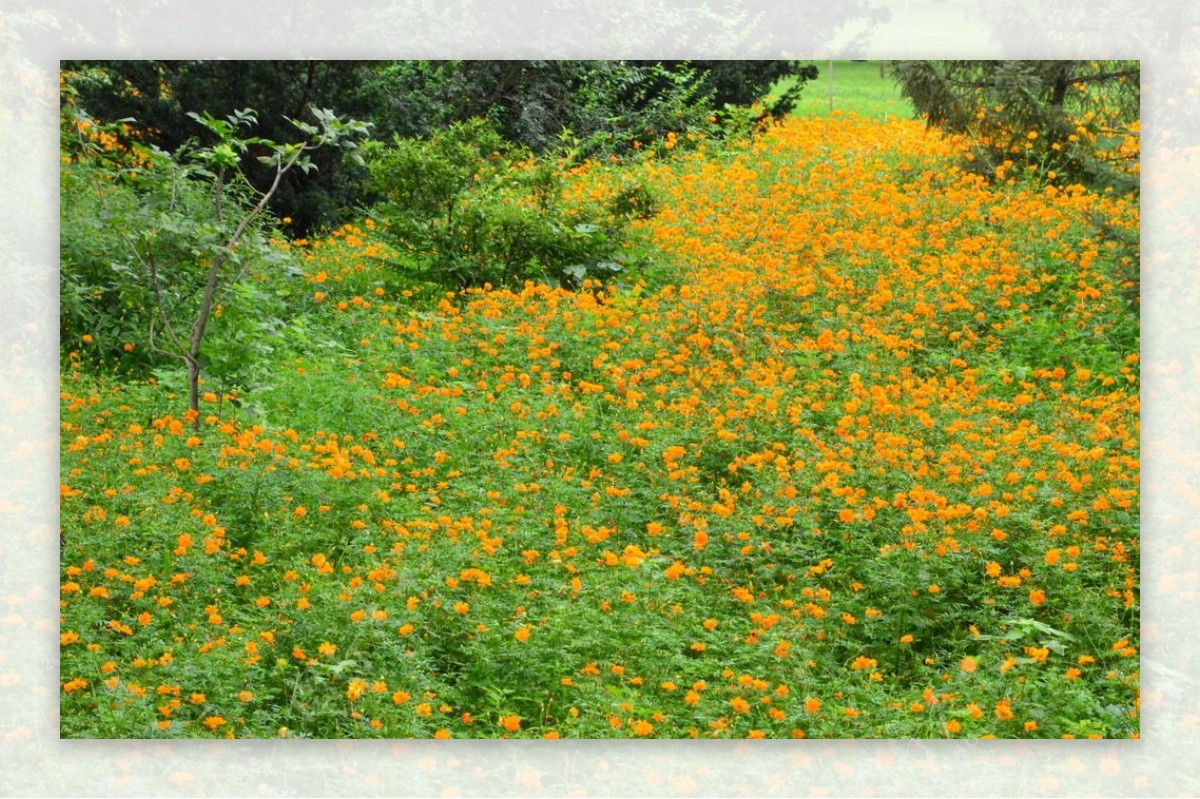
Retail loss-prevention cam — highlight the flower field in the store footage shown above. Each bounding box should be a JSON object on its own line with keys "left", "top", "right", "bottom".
{"left": 60, "top": 113, "right": 1139, "bottom": 739}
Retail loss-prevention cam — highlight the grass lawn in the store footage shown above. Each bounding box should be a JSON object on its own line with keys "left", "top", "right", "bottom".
{"left": 779, "top": 60, "right": 915, "bottom": 119}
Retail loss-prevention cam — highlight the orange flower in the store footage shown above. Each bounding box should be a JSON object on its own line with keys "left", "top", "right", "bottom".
{"left": 1025, "top": 646, "right": 1050, "bottom": 663}
{"left": 499, "top": 714, "right": 521, "bottom": 732}
{"left": 630, "top": 719, "right": 655, "bottom": 736}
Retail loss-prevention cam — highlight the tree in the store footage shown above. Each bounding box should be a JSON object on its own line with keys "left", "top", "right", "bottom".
{"left": 889, "top": 60, "right": 1139, "bottom": 192}
{"left": 648, "top": 60, "right": 819, "bottom": 120}
{"left": 60, "top": 95, "right": 369, "bottom": 420}
{"left": 62, "top": 60, "right": 380, "bottom": 235}
{"left": 63, "top": 59, "right": 821, "bottom": 238}
{"left": 365, "top": 60, "right": 818, "bottom": 158}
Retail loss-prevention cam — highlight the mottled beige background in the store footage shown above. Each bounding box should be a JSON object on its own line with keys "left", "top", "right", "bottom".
{"left": 1, "top": 0, "right": 1188, "bottom": 795}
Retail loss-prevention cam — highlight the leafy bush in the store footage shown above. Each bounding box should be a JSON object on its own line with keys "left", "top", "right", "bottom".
{"left": 362, "top": 119, "right": 654, "bottom": 291}
{"left": 60, "top": 87, "right": 368, "bottom": 408}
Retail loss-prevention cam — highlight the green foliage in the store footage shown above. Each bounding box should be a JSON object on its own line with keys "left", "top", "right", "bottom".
{"left": 655, "top": 60, "right": 819, "bottom": 123}
{"left": 63, "top": 59, "right": 816, "bottom": 241}
{"left": 62, "top": 60, "right": 382, "bottom": 235}
{"left": 367, "top": 61, "right": 705, "bottom": 158}
{"left": 362, "top": 60, "right": 818, "bottom": 160}
{"left": 60, "top": 87, "right": 369, "bottom": 407}
{"left": 362, "top": 119, "right": 652, "bottom": 291}
{"left": 64, "top": 60, "right": 816, "bottom": 234}
{"left": 889, "top": 60, "right": 1140, "bottom": 192}
{"left": 59, "top": 108, "right": 201, "bottom": 374}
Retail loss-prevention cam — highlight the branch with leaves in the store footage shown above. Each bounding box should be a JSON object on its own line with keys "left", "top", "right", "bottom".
{"left": 136, "top": 107, "right": 371, "bottom": 422}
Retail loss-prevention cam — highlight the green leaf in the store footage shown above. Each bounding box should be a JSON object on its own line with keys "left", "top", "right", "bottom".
{"left": 291, "top": 119, "right": 319, "bottom": 137}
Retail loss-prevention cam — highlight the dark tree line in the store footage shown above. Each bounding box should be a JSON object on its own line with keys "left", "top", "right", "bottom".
{"left": 63, "top": 60, "right": 818, "bottom": 235}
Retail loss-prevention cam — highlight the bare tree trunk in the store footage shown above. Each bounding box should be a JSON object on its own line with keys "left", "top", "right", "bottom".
{"left": 187, "top": 356, "right": 202, "bottom": 421}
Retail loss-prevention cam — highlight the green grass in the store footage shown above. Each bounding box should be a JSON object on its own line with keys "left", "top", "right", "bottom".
{"left": 779, "top": 60, "right": 915, "bottom": 119}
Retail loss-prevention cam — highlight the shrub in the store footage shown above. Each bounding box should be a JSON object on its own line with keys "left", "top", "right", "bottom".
{"left": 362, "top": 119, "right": 654, "bottom": 291}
